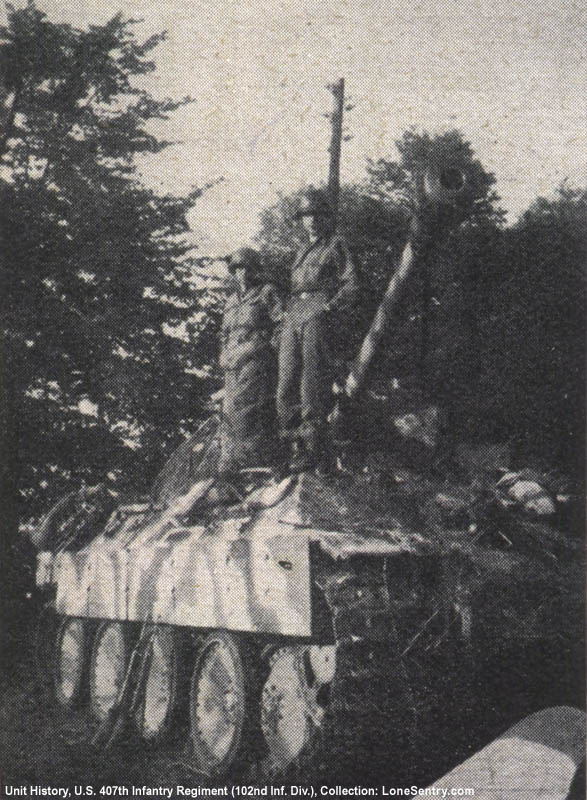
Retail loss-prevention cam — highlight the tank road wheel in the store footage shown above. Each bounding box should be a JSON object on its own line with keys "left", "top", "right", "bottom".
{"left": 54, "top": 617, "right": 89, "bottom": 709}
{"left": 260, "top": 645, "right": 336, "bottom": 774}
{"left": 189, "top": 631, "right": 253, "bottom": 776}
{"left": 133, "top": 626, "right": 180, "bottom": 744}
{"left": 89, "top": 621, "right": 131, "bottom": 722}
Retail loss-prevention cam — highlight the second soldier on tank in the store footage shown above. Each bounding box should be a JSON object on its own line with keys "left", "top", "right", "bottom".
{"left": 219, "top": 247, "right": 282, "bottom": 476}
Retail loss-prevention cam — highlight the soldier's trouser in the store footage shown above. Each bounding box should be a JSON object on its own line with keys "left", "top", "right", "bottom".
{"left": 277, "top": 295, "right": 332, "bottom": 445}
{"left": 219, "top": 355, "right": 277, "bottom": 473}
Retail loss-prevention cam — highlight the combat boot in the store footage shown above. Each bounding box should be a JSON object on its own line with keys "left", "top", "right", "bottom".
{"left": 314, "top": 444, "right": 333, "bottom": 476}
{"left": 288, "top": 439, "right": 318, "bottom": 474}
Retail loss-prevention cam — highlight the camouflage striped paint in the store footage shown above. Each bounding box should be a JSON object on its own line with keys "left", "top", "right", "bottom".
{"left": 38, "top": 474, "right": 424, "bottom": 637}
{"left": 44, "top": 482, "right": 312, "bottom": 636}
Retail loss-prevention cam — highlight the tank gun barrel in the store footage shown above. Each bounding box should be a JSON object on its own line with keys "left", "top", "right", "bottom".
{"left": 344, "top": 230, "right": 420, "bottom": 398}
{"left": 343, "top": 165, "right": 466, "bottom": 399}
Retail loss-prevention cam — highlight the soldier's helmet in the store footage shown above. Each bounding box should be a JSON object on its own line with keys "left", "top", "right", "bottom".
{"left": 227, "top": 247, "right": 261, "bottom": 274}
{"left": 294, "top": 187, "right": 333, "bottom": 220}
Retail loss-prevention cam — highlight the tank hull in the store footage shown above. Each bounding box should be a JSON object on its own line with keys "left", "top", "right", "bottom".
{"left": 34, "top": 472, "right": 584, "bottom": 781}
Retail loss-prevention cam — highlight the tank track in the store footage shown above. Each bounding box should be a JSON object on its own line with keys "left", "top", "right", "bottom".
{"left": 38, "top": 545, "right": 569, "bottom": 787}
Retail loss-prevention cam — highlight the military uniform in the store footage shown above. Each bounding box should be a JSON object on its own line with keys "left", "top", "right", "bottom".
{"left": 219, "top": 281, "right": 282, "bottom": 474}
{"left": 277, "top": 234, "right": 358, "bottom": 452}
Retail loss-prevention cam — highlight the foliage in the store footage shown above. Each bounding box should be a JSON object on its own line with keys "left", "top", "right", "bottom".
{"left": 476, "top": 184, "right": 586, "bottom": 473}
{"left": 1, "top": 0, "right": 583, "bottom": 526}
{"left": 0, "top": 2, "right": 218, "bottom": 521}
{"left": 366, "top": 128, "right": 505, "bottom": 227}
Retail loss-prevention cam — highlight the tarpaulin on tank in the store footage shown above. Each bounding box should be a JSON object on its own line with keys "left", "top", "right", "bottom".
{"left": 150, "top": 418, "right": 220, "bottom": 504}
{"left": 29, "top": 484, "right": 115, "bottom": 552}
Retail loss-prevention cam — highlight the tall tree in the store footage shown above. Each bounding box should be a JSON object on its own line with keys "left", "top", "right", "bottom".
{"left": 366, "top": 128, "right": 505, "bottom": 227}
{"left": 0, "top": 2, "right": 217, "bottom": 657}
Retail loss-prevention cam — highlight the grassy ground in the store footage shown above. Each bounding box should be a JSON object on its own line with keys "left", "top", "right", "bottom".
{"left": 1, "top": 632, "right": 583, "bottom": 795}
{"left": 0, "top": 655, "right": 203, "bottom": 792}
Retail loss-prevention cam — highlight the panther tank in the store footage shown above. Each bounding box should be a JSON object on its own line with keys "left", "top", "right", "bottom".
{"left": 33, "top": 442, "right": 584, "bottom": 785}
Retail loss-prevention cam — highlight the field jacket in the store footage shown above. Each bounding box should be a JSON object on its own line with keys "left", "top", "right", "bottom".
{"left": 289, "top": 234, "right": 358, "bottom": 316}
{"left": 220, "top": 283, "right": 282, "bottom": 373}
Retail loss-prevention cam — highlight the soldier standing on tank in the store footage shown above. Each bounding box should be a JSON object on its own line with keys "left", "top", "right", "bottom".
{"left": 277, "top": 188, "right": 358, "bottom": 473}
{"left": 219, "top": 247, "right": 283, "bottom": 476}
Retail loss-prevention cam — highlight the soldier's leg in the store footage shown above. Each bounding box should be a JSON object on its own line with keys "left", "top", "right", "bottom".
{"left": 276, "top": 311, "right": 302, "bottom": 437}
{"left": 300, "top": 311, "right": 332, "bottom": 452}
{"left": 232, "top": 358, "right": 278, "bottom": 467}
{"left": 218, "top": 371, "right": 238, "bottom": 475}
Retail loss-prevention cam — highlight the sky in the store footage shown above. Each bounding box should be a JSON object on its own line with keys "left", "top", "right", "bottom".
{"left": 9, "top": 0, "right": 586, "bottom": 255}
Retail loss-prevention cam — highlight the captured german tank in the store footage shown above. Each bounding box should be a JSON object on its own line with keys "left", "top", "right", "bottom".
{"left": 33, "top": 426, "right": 585, "bottom": 785}
{"left": 30, "top": 89, "right": 584, "bottom": 783}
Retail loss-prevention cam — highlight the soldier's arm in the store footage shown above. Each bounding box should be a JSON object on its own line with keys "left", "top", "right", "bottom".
{"left": 218, "top": 298, "right": 232, "bottom": 369}
{"left": 260, "top": 283, "right": 284, "bottom": 349}
{"left": 324, "top": 237, "right": 359, "bottom": 313}
{"left": 261, "top": 283, "right": 284, "bottom": 324}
